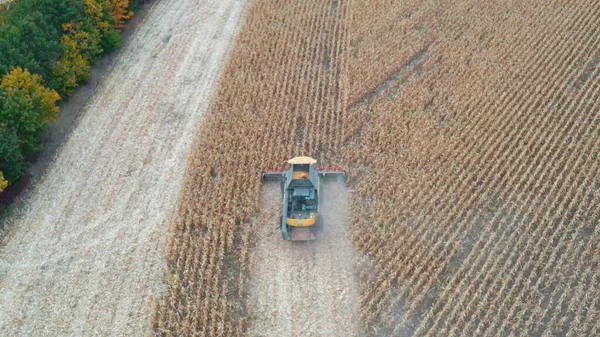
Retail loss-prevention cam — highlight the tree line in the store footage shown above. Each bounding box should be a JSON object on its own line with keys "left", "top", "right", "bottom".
{"left": 0, "top": 0, "right": 136, "bottom": 193}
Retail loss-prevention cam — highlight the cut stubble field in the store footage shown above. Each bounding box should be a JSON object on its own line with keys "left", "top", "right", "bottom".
{"left": 249, "top": 181, "right": 359, "bottom": 337}
{"left": 0, "top": 0, "right": 248, "bottom": 335}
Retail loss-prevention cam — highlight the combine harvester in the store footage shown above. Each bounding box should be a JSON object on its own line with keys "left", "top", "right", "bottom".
{"left": 262, "top": 156, "right": 346, "bottom": 241}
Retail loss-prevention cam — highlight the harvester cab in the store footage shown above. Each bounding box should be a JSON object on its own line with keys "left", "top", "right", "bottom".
{"left": 262, "top": 156, "right": 346, "bottom": 241}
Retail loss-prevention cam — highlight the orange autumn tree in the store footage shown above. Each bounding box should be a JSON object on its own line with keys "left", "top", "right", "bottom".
{"left": 104, "top": 0, "right": 133, "bottom": 30}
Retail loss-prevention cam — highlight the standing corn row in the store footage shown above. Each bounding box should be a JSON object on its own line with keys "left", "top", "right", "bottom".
{"left": 151, "top": 1, "right": 347, "bottom": 335}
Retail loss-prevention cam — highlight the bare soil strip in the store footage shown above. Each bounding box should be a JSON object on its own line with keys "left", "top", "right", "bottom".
{"left": 0, "top": 0, "right": 247, "bottom": 335}
{"left": 249, "top": 180, "right": 360, "bottom": 337}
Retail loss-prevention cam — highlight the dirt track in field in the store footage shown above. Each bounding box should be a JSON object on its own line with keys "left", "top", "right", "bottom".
{"left": 249, "top": 180, "right": 360, "bottom": 337}
{"left": 0, "top": 0, "right": 247, "bottom": 335}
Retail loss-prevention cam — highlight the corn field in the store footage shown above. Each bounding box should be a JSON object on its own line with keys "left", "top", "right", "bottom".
{"left": 152, "top": 0, "right": 600, "bottom": 336}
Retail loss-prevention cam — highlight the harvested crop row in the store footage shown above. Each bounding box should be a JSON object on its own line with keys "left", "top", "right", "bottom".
{"left": 247, "top": 180, "right": 359, "bottom": 337}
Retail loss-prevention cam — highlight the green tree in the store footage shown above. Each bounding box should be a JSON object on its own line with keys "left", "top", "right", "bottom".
{"left": 0, "top": 0, "right": 133, "bottom": 188}
{"left": 0, "top": 124, "right": 26, "bottom": 183}
{"left": 0, "top": 4, "right": 8, "bottom": 26}
{"left": 0, "top": 0, "right": 84, "bottom": 86}
{"left": 0, "top": 67, "right": 60, "bottom": 157}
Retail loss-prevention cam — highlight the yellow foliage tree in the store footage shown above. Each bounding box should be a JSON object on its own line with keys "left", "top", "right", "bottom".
{"left": 51, "top": 23, "right": 97, "bottom": 94}
{"left": 63, "top": 22, "right": 103, "bottom": 60}
{"left": 0, "top": 67, "right": 61, "bottom": 156}
{"left": 84, "top": 0, "right": 112, "bottom": 32}
{"left": 1, "top": 67, "right": 60, "bottom": 123}
{"left": 105, "top": 0, "right": 133, "bottom": 30}
{"left": 0, "top": 172, "right": 7, "bottom": 193}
